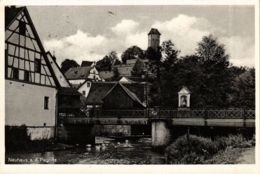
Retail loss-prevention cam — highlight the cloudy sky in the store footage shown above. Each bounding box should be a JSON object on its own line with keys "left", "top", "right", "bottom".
{"left": 27, "top": 5, "right": 255, "bottom": 67}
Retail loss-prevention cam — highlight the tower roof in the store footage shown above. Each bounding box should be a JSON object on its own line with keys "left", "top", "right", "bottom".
{"left": 148, "top": 28, "right": 161, "bottom": 35}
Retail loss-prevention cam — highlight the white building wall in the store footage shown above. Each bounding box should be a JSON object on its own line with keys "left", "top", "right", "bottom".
{"left": 88, "top": 67, "right": 101, "bottom": 80}
{"left": 69, "top": 79, "right": 86, "bottom": 85}
{"left": 78, "top": 81, "right": 92, "bottom": 97}
{"left": 5, "top": 80, "right": 57, "bottom": 127}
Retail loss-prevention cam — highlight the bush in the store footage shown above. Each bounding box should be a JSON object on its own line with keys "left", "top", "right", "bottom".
{"left": 5, "top": 125, "right": 31, "bottom": 152}
{"left": 215, "top": 134, "right": 250, "bottom": 149}
{"left": 5, "top": 125, "right": 54, "bottom": 152}
{"left": 165, "top": 134, "right": 254, "bottom": 164}
{"left": 165, "top": 135, "right": 218, "bottom": 164}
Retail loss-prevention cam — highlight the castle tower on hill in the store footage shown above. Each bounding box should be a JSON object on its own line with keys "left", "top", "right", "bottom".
{"left": 148, "top": 28, "right": 161, "bottom": 51}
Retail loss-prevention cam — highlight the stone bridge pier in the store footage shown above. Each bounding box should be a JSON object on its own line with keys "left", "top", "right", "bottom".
{"left": 151, "top": 118, "right": 171, "bottom": 148}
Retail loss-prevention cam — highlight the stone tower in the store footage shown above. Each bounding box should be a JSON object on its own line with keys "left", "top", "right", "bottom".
{"left": 148, "top": 28, "right": 161, "bottom": 51}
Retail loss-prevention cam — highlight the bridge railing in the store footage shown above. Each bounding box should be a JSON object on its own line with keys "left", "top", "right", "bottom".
{"left": 157, "top": 109, "right": 255, "bottom": 119}
{"left": 93, "top": 109, "right": 148, "bottom": 118}
{"left": 66, "top": 108, "right": 255, "bottom": 119}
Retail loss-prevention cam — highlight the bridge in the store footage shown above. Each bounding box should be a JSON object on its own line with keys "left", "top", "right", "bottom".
{"left": 58, "top": 109, "right": 255, "bottom": 148}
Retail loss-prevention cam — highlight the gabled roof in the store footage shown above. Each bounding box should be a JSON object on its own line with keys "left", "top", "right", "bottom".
{"left": 148, "top": 28, "right": 161, "bottom": 35}
{"left": 119, "top": 76, "right": 136, "bottom": 83}
{"left": 102, "top": 83, "right": 146, "bottom": 108}
{"left": 58, "top": 87, "right": 81, "bottom": 96}
{"left": 5, "top": 6, "right": 60, "bottom": 88}
{"left": 99, "top": 71, "right": 114, "bottom": 81}
{"left": 65, "top": 66, "right": 92, "bottom": 80}
{"left": 5, "top": 6, "right": 24, "bottom": 28}
{"left": 85, "top": 82, "right": 116, "bottom": 104}
{"left": 81, "top": 61, "right": 94, "bottom": 67}
{"left": 178, "top": 86, "right": 191, "bottom": 94}
{"left": 46, "top": 51, "right": 71, "bottom": 88}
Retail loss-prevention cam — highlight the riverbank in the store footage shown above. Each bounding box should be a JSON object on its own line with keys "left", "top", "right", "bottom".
{"left": 165, "top": 134, "right": 255, "bottom": 164}
{"left": 6, "top": 137, "right": 165, "bottom": 164}
{"left": 204, "top": 146, "right": 255, "bottom": 164}
{"left": 6, "top": 134, "right": 255, "bottom": 164}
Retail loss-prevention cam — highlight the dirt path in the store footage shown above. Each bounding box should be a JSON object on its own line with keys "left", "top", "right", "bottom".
{"left": 236, "top": 147, "right": 255, "bottom": 164}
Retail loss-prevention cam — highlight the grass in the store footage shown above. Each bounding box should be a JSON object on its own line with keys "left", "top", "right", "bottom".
{"left": 203, "top": 147, "right": 244, "bottom": 164}
{"left": 165, "top": 134, "right": 254, "bottom": 164}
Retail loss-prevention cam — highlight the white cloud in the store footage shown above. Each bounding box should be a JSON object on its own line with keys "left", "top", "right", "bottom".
{"left": 44, "top": 30, "right": 111, "bottom": 65}
{"left": 220, "top": 36, "right": 255, "bottom": 67}
{"left": 152, "top": 14, "right": 211, "bottom": 56}
{"left": 111, "top": 19, "right": 139, "bottom": 35}
{"left": 152, "top": 14, "right": 254, "bottom": 67}
{"left": 43, "top": 15, "right": 255, "bottom": 67}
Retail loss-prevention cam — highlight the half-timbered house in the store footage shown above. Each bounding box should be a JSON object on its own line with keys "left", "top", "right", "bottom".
{"left": 5, "top": 6, "right": 64, "bottom": 140}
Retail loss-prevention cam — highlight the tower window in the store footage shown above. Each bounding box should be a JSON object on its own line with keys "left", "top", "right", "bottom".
{"left": 13, "top": 68, "right": 19, "bottom": 80}
{"left": 35, "top": 58, "right": 41, "bottom": 73}
{"left": 24, "top": 70, "right": 30, "bottom": 82}
{"left": 44, "top": 96, "right": 49, "bottom": 110}
{"left": 19, "top": 21, "right": 26, "bottom": 36}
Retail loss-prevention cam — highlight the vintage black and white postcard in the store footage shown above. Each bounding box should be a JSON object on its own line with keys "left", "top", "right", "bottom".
{"left": 0, "top": 0, "right": 259, "bottom": 173}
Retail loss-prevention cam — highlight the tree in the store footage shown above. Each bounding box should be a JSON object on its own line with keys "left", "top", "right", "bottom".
{"left": 131, "top": 59, "right": 145, "bottom": 77}
{"left": 145, "top": 46, "right": 162, "bottom": 106}
{"left": 160, "top": 55, "right": 204, "bottom": 107}
{"left": 230, "top": 68, "right": 255, "bottom": 108}
{"left": 196, "top": 35, "right": 231, "bottom": 108}
{"left": 96, "top": 51, "right": 121, "bottom": 71}
{"left": 121, "top": 46, "right": 145, "bottom": 64}
{"left": 60, "top": 59, "right": 79, "bottom": 73}
{"left": 161, "top": 40, "right": 180, "bottom": 70}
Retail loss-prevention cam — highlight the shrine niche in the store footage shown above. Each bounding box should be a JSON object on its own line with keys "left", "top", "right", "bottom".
{"left": 178, "top": 86, "right": 191, "bottom": 108}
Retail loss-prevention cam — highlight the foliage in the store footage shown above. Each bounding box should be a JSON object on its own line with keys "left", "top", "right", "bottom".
{"left": 5, "top": 125, "right": 31, "bottom": 152}
{"left": 145, "top": 46, "right": 162, "bottom": 106}
{"left": 96, "top": 51, "right": 121, "bottom": 71}
{"left": 159, "top": 35, "right": 246, "bottom": 108}
{"left": 160, "top": 55, "right": 204, "bottom": 107}
{"left": 131, "top": 59, "right": 145, "bottom": 77}
{"left": 165, "top": 135, "right": 218, "bottom": 164}
{"left": 229, "top": 68, "right": 255, "bottom": 108}
{"left": 165, "top": 134, "right": 254, "bottom": 164}
{"left": 161, "top": 40, "right": 179, "bottom": 70}
{"left": 196, "top": 35, "right": 232, "bottom": 108}
{"left": 203, "top": 147, "right": 244, "bottom": 164}
{"left": 5, "top": 125, "right": 54, "bottom": 152}
{"left": 215, "top": 134, "right": 251, "bottom": 149}
{"left": 121, "top": 46, "right": 145, "bottom": 64}
{"left": 60, "top": 59, "right": 79, "bottom": 73}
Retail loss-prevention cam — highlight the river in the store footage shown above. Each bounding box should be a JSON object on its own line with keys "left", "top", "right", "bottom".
{"left": 6, "top": 137, "right": 167, "bottom": 164}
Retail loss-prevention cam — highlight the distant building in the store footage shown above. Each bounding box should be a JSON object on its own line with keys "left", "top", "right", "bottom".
{"left": 148, "top": 28, "right": 161, "bottom": 51}
{"left": 65, "top": 65, "right": 101, "bottom": 87}
{"left": 81, "top": 60, "right": 95, "bottom": 67}
{"left": 114, "top": 58, "right": 149, "bottom": 77}
{"left": 102, "top": 83, "right": 146, "bottom": 109}
{"left": 99, "top": 70, "right": 115, "bottom": 81}
{"left": 83, "top": 81, "right": 149, "bottom": 109}
{"left": 114, "top": 28, "right": 160, "bottom": 78}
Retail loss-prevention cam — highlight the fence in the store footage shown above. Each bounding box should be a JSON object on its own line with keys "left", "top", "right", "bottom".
{"left": 83, "top": 108, "right": 255, "bottom": 119}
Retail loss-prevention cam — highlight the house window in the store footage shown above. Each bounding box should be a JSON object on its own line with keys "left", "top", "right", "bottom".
{"left": 44, "top": 96, "right": 49, "bottom": 110}
{"left": 87, "top": 82, "right": 90, "bottom": 87}
{"left": 82, "top": 91, "right": 86, "bottom": 96}
{"left": 35, "top": 58, "right": 41, "bottom": 73}
{"left": 13, "top": 68, "right": 19, "bottom": 80}
{"left": 24, "top": 70, "right": 30, "bottom": 82}
{"left": 19, "top": 21, "right": 26, "bottom": 36}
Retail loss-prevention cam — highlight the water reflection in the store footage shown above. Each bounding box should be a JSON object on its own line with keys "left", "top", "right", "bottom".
{"left": 6, "top": 137, "right": 166, "bottom": 164}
